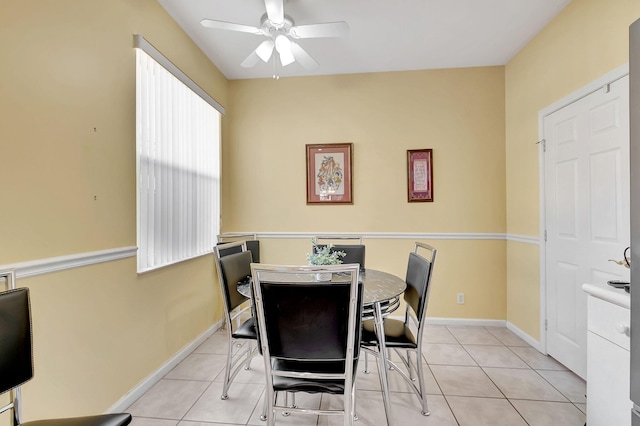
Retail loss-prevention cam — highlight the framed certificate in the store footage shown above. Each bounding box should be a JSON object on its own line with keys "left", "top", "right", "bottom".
{"left": 407, "top": 149, "right": 433, "bottom": 202}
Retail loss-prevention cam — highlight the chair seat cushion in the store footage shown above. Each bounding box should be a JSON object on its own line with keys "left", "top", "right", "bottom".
{"left": 231, "top": 317, "right": 257, "bottom": 340}
{"left": 23, "top": 413, "right": 132, "bottom": 426}
{"left": 361, "top": 319, "right": 417, "bottom": 349}
{"left": 271, "top": 359, "right": 358, "bottom": 394}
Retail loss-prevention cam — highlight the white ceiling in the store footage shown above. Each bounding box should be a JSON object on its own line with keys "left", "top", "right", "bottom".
{"left": 157, "top": 0, "right": 572, "bottom": 80}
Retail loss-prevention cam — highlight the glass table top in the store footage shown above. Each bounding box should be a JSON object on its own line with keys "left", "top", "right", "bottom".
{"left": 237, "top": 268, "right": 405, "bottom": 306}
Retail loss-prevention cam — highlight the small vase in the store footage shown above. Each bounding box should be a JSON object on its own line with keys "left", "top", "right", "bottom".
{"left": 314, "top": 272, "right": 332, "bottom": 281}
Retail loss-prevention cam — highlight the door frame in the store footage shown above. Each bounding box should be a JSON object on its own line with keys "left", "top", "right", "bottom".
{"left": 537, "top": 63, "right": 629, "bottom": 354}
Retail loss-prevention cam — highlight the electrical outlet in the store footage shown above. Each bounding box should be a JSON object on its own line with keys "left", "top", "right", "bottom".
{"left": 457, "top": 293, "right": 465, "bottom": 304}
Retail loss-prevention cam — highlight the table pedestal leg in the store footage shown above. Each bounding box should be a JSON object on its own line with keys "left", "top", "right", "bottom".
{"left": 373, "top": 302, "right": 393, "bottom": 426}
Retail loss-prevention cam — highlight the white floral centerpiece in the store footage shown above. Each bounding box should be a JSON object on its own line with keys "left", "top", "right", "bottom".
{"left": 306, "top": 238, "right": 346, "bottom": 280}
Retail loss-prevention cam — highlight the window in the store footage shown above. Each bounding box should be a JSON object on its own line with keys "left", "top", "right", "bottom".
{"left": 135, "top": 35, "right": 223, "bottom": 272}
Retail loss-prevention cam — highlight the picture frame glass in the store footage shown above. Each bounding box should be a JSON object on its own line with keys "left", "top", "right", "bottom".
{"left": 407, "top": 149, "right": 433, "bottom": 202}
{"left": 306, "top": 143, "right": 353, "bottom": 204}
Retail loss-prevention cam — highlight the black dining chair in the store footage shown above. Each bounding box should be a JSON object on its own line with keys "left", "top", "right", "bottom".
{"left": 360, "top": 242, "right": 437, "bottom": 416}
{"left": 251, "top": 263, "right": 364, "bottom": 426}
{"left": 0, "top": 270, "right": 132, "bottom": 426}
{"left": 217, "top": 233, "right": 261, "bottom": 263}
{"left": 314, "top": 235, "right": 365, "bottom": 272}
{"left": 213, "top": 242, "right": 259, "bottom": 400}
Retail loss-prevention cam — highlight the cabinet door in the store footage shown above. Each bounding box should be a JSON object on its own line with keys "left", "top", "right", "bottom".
{"left": 587, "top": 331, "right": 632, "bottom": 426}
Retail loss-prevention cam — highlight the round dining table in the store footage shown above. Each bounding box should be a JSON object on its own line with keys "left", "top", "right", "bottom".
{"left": 237, "top": 268, "right": 405, "bottom": 313}
{"left": 237, "top": 267, "right": 405, "bottom": 426}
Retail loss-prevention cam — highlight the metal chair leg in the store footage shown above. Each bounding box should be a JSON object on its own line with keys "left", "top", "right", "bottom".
{"left": 353, "top": 380, "right": 359, "bottom": 422}
{"left": 222, "top": 337, "right": 255, "bottom": 399}
{"left": 221, "top": 335, "right": 235, "bottom": 400}
{"left": 415, "top": 353, "right": 430, "bottom": 416}
{"left": 261, "top": 389, "right": 275, "bottom": 423}
{"left": 282, "top": 392, "right": 295, "bottom": 416}
{"left": 408, "top": 350, "right": 416, "bottom": 381}
{"left": 243, "top": 342, "right": 254, "bottom": 370}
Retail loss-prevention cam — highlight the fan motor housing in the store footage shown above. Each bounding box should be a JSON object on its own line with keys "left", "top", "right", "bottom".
{"left": 260, "top": 13, "right": 294, "bottom": 34}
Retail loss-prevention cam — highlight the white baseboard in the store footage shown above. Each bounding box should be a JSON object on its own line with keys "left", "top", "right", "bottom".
{"left": 425, "top": 317, "right": 507, "bottom": 327}
{"left": 425, "top": 317, "right": 544, "bottom": 353}
{"left": 506, "top": 321, "right": 544, "bottom": 353}
{"left": 106, "top": 320, "right": 223, "bottom": 413}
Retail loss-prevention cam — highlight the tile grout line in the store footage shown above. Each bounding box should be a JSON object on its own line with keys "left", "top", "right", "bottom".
{"left": 130, "top": 325, "right": 585, "bottom": 425}
{"left": 445, "top": 325, "right": 554, "bottom": 425}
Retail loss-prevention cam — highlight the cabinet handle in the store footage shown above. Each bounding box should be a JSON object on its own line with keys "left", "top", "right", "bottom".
{"left": 616, "top": 323, "right": 630, "bottom": 335}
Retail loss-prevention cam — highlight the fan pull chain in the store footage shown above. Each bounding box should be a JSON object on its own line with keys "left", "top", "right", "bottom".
{"left": 272, "top": 51, "right": 279, "bottom": 80}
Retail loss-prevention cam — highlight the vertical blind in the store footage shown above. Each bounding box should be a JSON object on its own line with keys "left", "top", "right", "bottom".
{"left": 136, "top": 47, "right": 221, "bottom": 273}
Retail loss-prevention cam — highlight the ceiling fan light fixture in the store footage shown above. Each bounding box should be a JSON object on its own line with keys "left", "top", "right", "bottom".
{"left": 279, "top": 50, "right": 295, "bottom": 66}
{"left": 256, "top": 40, "right": 275, "bottom": 62}
{"left": 275, "top": 34, "right": 294, "bottom": 66}
{"left": 201, "top": 0, "right": 349, "bottom": 73}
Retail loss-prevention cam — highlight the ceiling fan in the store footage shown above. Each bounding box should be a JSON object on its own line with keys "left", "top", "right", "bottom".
{"left": 200, "top": 0, "right": 348, "bottom": 71}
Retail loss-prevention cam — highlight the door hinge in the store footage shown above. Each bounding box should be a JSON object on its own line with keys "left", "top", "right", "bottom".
{"left": 545, "top": 319, "right": 548, "bottom": 331}
{"left": 537, "top": 139, "right": 546, "bottom": 152}
{"left": 544, "top": 230, "right": 547, "bottom": 242}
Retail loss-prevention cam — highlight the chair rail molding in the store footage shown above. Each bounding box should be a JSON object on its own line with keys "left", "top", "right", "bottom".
{"left": 232, "top": 231, "right": 540, "bottom": 244}
{"left": 506, "top": 234, "right": 540, "bottom": 244}
{"left": 0, "top": 232, "right": 541, "bottom": 280}
{"left": 0, "top": 246, "right": 138, "bottom": 279}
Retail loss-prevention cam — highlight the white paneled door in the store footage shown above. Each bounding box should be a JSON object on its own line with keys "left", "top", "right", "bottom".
{"left": 544, "top": 75, "right": 630, "bottom": 379}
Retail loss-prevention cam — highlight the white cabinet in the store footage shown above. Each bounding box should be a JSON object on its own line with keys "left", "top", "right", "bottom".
{"left": 583, "top": 284, "right": 631, "bottom": 426}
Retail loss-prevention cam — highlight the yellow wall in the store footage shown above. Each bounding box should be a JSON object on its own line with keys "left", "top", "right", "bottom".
{"left": 0, "top": 0, "right": 227, "bottom": 421}
{"left": 226, "top": 68, "right": 507, "bottom": 320}
{"left": 259, "top": 238, "right": 507, "bottom": 320}
{"left": 226, "top": 69, "right": 505, "bottom": 233}
{"left": 505, "top": 0, "right": 640, "bottom": 338}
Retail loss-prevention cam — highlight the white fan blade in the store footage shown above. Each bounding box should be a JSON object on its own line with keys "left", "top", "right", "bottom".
{"left": 241, "top": 40, "right": 275, "bottom": 68}
{"left": 290, "top": 22, "right": 349, "bottom": 39}
{"left": 201, "top": 19, "right": 262, "bottom": 34}
{"left": 265, "top": 0, "right": 284, "bottom": 25}
{"left": 241, "top": 51, "right": 261, "bottom": 68}
{"left": 290, "top": 42, "right": 319, "bottom": 70}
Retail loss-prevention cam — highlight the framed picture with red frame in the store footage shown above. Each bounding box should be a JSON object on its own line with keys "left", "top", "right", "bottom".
{"left": 306, "top": 143, "right": 353, "bottom": 204}
{"left": 407, "top": 149, "right": 433, "bottom": 202}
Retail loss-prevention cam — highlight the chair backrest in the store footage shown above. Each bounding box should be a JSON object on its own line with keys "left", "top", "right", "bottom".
{"left": 251, "top": 264, "right": 363, "bottom": 363}
{"left": 214, "top": 242, "right": 253, "bottom": 313}
{"left": 244, "top": 240, "right": 260, "bottom": 263}
{"left": 334, "top": 245, "right": 365, "bottom": 271}
{"left": 404, "top": 242, "right": 437, "bottom": 324}
{"left": 314, "top": 240, "right": 366, "bottom": 272}
{"left": 216, "top": 242, "right": 244, "bottom": 259}
{"left": 0, "top": 287, "right": 33, "bottom": 396}
{"left": 214, "top": 240, "right": 247, "bottom": 260}
{"left": 218, "top": 233, "right": 261, "bottom": 263}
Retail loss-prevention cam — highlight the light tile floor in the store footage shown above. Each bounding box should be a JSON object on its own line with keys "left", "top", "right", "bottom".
{"left": 125, "top": 325, "right": 587, "bottom": 425}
